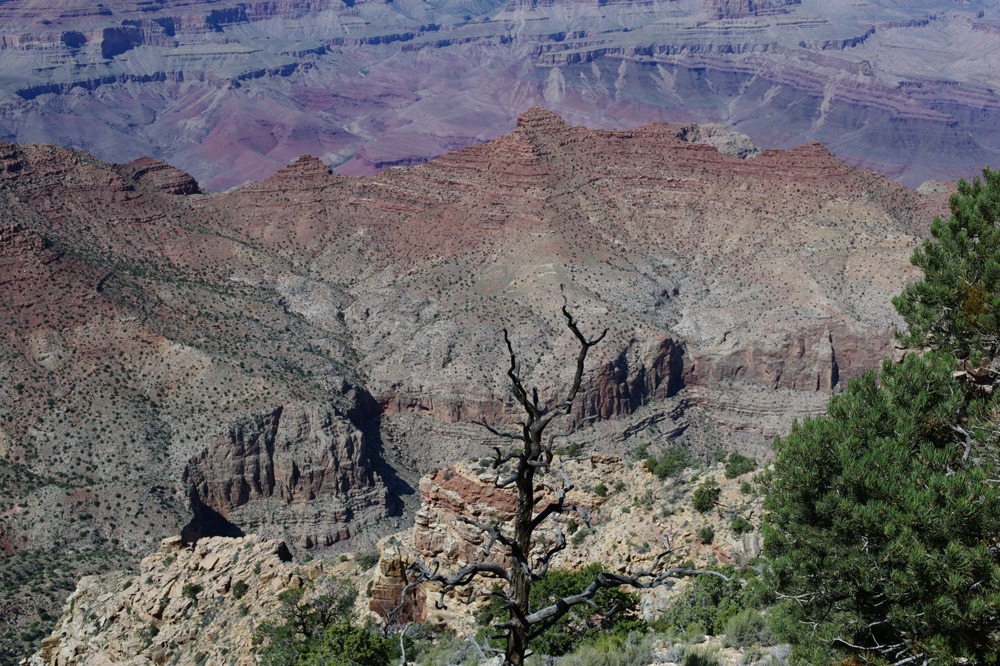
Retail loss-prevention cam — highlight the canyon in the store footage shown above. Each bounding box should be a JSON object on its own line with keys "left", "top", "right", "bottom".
{"left": 0, "top": 0, "right": 997, "bottom": 190}
{"left": 0, "top": 108, "right": 950, "bottom": 660}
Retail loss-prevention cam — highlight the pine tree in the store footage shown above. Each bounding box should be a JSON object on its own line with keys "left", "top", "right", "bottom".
{"left": 894, "top": 167, "right": 1000, "bottom": 365}
{"left": 760, "top": 353, "right": 1000, "bottom": 664}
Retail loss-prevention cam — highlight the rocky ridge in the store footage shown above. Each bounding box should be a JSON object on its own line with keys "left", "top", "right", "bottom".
{"left": 26, "top": 534, "right": 379, "bottom": 666}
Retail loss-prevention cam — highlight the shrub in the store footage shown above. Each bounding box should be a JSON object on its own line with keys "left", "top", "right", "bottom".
{"left": 644, "top": 448, "right": 690, "bottom": 479}
{"left": 721, "top": 608, "right": 767, "bottom": 648}
{"left": 657, "top": 567, "right": 746, "bottom": 636}
{"left": 354, "top": 551, "right": 379, "bottom": 571}
{"left": 729, "top": 516, "right": 752, "bottom": 535}
{"left": 692, "top": 479, "right": 720, "bottom": 513}
{"left": 254, "top": 579, "right": 362, "bottom": 666}
{"left": 592, "top": 482, "right": 608, "bottom": 497}
{"left": 231, "top": 580, "right": 249, "bottom": 599}
{"left": 724, "top": 452, "right": 756, "bottom": 479}
{"left": 683, "top": 648, "right": 721, "bottom": 666}
{"left": 182, "top": 583, "right": 203, "bottom": 600}
{"left": 476, "top": 564, "right": 643, "bottom": 657}
{"left": 696, "top": 525, "right": 714, "bottom": 544}
{"left": 558, "top": 632, "right": 656, "bottom": 666}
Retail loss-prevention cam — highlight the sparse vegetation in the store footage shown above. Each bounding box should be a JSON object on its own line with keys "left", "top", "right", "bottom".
{"left": 724, "top": 452, "right": 756, "bottom": 479}
{"left": 692, "top": 479, "right": 720, "bottom": 513}
{"left": 641, "top": 446, "right": 690, "bottom": 480}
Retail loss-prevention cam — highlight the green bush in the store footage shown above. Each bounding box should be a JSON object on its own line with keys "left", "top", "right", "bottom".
{"left": 729, "top": 516, "right": 752, "bottom": 535}
{"left": 592, "top": 482, "right": 609, "bottom": 497}
{"left": 182, "top": 583, "right": 203, "bottom": 600}
{"left": 696, "top": 525, "right": 714, "bottom": 544}
{"left": 724, "top": 453, "right": 756, "bottom": 479}
{"left": 558, "top": 632, "right": 656, "bottom": 666}
{"left": 354, "top": 551, "right": 380, "bottom": 571}
{"left": 657, "top": 567, "right": 746, "bottom": 636}
{"left": 298, "top": 623, "right": 394, "bottom": 666}
{"left": 476, "top": 564, "right": 643, "bottom": 657}
{"left": 644, "top": 448, "right": 690, "bottom": 480}
{"left": 254, "top": 579, "right": 366, "bottom": 666}
{"left": 231, "top": 580, "right": 249, "bottom": 599}
{"left": 721, "top": 608, "right": 767, "bottom": 648}
{"left": 682, "top": 648, "right": 720, "bottom": 666}
{"left": 691, "top": 479, "right": 720, "bottom": 513}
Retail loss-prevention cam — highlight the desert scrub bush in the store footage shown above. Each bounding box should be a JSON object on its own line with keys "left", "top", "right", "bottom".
{"left": 721, "top": 608, "right": 770, "bottom": 648}
{"left": 692, "top": 479, "right": 720, "bottom": 513}
{"left": 231, "top": 580, "right": 249, "bottom": 599}
{"left": 182, "top": 583, "right": 203, "bottom": 600}
{"left": 655, "top": 566, "right": 747, "bottom": 636}
{"left": 354, "top": 551, "right": 380, "bottom": 571}
{"left": 253, "top": 580, "right": 371, "bottom": 666}
{"left": 412, "top": 633, "right": 479, "bottom": 666}
{"left": 730, "top": 516, "right": 752, "bottom": 535}
{"left": 557, "top": 631, "right": 656, "bottom": 666}
{"left": 696, "top": 525, "right": 714, "bottom": 544}
{"left": 476, "top": 564, "right": 644, "bottom": 657}
{"left": 642, "top": 446, "right": 690, "bottom": 479}
{"left": 683, "top": 647, "right": 721, "bottom": 666}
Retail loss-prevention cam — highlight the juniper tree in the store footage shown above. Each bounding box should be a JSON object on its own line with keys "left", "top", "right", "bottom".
{"left": 401, "top": 289, "right": 734, "bottom": 666}
{"left": 894, "top": 167, "right": 1000, "bottom": 365}
{"left": 760, "top": 353, "right": 1000, "bottom": 665}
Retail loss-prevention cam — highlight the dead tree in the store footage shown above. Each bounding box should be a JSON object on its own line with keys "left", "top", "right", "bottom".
{"left": 401, "top": 288, "right": 736, "bottom": 665}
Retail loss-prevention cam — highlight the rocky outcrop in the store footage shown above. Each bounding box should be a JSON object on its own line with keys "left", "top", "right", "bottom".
{"left": 118, "top": 156, "right": 201, "bottom": 195}
{"left": 27, "top": 534, "right": 344, "bottom": 666}
{"left": 387, "top": 453, "right": 764, "bottom": 629}
{"left": 183, "top": 403, "right": 387, "bottom": 549}
{"left": 705, "top": 0, "right": 801, "bottom": 19}
{"left": 368, "top": 540, "right": 426, "bottom": 624}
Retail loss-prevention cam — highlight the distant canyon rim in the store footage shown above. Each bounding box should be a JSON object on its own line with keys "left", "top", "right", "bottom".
{"left": 0, "top": 0, "right": 998, "bottom": 190}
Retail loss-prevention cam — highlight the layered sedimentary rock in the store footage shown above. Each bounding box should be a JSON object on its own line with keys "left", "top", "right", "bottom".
{"left": 184, "top": 403, "right": 386, "bottom": 549}
{"left": 0, "top": 111, "right": 952, "bottom": 655}
{"left": 0, "top": 0, "right": 997, "bottom": 189}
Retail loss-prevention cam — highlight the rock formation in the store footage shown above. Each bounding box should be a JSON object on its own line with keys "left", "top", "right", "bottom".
{"left": 0, "top": 109, "right": 953, "bottom": 657}
{"left": 26, "top": 534, "right": 359, "bottom": 666}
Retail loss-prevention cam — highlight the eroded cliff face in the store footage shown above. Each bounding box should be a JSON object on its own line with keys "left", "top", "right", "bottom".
{"left": 183, "top": 403, "right": 387, "bottom": 549}
{"left": 0, "top": 113, "right": 953, "bottom": 656}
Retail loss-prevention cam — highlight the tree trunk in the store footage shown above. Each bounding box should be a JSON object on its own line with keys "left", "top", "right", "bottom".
{"left": 505, "top": 458, "right": 535, "bottom": 666}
